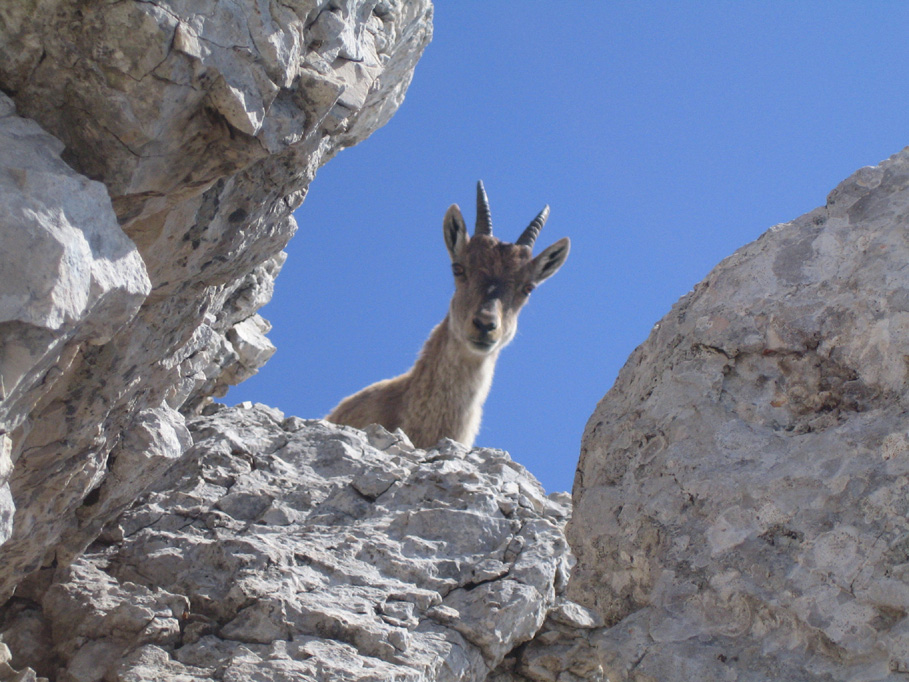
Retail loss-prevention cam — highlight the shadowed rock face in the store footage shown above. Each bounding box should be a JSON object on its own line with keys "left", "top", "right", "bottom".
{"left": 568, "top": 148, "right": 909, "bottom": 681}
{"left": 1, "top": 404, "right": 601, "bottom": 681}
{"left": 0, "top": 0, "right": 432, "bottom": 601}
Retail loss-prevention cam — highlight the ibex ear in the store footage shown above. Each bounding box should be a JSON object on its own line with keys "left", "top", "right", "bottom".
{"left": 531, "top": 237, "right": 570, "bottom": 285}
{"left": 443, "top": 204, "right": 469, "bottom": 262}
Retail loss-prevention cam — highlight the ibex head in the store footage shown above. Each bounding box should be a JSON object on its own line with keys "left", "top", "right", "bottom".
{"left": 443, "top": 181, "right": 570, "bottom": 355}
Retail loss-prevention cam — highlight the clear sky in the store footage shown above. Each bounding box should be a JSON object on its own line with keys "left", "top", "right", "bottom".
{"left": 229, "top": 3, "right": 909, "bottom": 494}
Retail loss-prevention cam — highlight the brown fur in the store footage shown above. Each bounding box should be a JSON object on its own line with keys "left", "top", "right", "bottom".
{"left": 326, "top": 185, "right": 569, "bottom": 449}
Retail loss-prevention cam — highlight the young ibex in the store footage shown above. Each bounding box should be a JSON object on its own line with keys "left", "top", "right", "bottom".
{"left": 326, "top": 181, "right": 570, "bottom": 449}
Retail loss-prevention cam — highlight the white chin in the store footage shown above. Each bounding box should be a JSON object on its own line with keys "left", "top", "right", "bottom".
{"left": 468, "top": 340, "right": 497, "bottom": 354}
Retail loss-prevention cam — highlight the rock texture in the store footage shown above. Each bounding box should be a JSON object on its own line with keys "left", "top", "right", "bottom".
{"left": 0, "top": 640, "right": 46, "bottom": 682}
{"left": 1, "top": 404, "right": 602, "bottom": 682}
{"left": 568, "top": 148, "right": 909, "bottom": 681}
{"left": 0, "top": 0, "right": 432, "bottom": 601}
{"left": 0, "top": 92, "right": 151, "bottom": 549}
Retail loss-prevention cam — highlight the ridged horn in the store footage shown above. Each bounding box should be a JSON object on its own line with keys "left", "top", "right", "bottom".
{"left": 475, "top": 180, "right": 493, "bottom": 236}
{"left": 515, "top": 205, "right": 550, "bottom": 248}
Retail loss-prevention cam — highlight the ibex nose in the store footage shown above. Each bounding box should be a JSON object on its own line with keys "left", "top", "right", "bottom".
{"left": 472, "top": 315, "right": 498, "bottom": 334}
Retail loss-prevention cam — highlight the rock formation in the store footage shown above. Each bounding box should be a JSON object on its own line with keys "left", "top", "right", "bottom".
{"left": 6, "top": 1, "right": 909, "bottom": 681}
{"left": 0, "top": 0, "right": 432, "bottom": 601}
{"left": 569, "top": 148, "right": 909, "bottom": 681}
{"left": 2, "top": 404, "right": 602, "bottom": 681}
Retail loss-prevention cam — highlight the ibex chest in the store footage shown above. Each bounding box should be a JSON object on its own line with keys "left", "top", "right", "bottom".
{"left": 401, "top": 330, "right": 497, "bottom": 448}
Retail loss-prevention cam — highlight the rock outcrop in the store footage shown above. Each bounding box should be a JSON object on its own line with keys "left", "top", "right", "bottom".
{"left": 0, "top": 0, "right": 432, "bottom": 601}
{"left": 568, "top": 148, "right": 909, "bottom": 681}
{"left": 1, "top": 404, "right": 602, "bottom": 681}
{"left": 0, "top": 92, "right": 152, "bottom": 550}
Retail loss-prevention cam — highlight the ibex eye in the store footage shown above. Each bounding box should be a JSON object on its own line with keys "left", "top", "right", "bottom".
{"left": 452, "top": 263, "right": 465, "bottom": 277}
{"left": 522, "top": 283, "right": 535, "bottom": 295}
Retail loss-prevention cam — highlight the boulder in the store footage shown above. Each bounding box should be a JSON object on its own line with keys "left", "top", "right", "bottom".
{"left": 0, "top": 93, "right": 150, "bottom": 549}
{"left": 568, "top": 148, "right": 909, "bottom": 681}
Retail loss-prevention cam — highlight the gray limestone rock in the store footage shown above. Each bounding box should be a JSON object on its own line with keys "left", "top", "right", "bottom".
{"left": 0, "top": 639, "right": 46, "bottom": 682}
{"left": 490, "top": 597, "right": 606, "bottom": 682}
{"left": 0, "top": 0, "right": 432, "bottom": 601}
{"left": 568, "top": 148, "right": 909, "bottom": 681}
{"left": 0, "top": 93, "right": 151, "bottom": 550}
{"left": 2, "top": 405, "right": 586, "bottom": 681}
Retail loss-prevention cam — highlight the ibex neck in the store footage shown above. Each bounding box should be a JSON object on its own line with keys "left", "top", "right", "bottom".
{"left": 404, "top": 314, "right": 499, "bottom": 448}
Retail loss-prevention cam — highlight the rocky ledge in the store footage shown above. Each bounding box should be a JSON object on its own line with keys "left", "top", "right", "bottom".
{"left": 2, "top": 404, "right": 603, "bottom": 682}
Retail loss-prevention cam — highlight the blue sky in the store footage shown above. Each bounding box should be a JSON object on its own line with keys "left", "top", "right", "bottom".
{"left": 229, "top": 3, "right": 909, "bottom": 493}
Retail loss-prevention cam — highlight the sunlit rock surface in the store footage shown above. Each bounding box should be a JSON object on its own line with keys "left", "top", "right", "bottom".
{"left": 10, "top": 2, "right": 909, "bottom": 680}
{"left": 2, "top": 405, "right": 600, "bottom": 681}
{"left": 0, "top": 0, "right": 432, "bottom": 601}
{"left": 0, "top": 3, "right": 605, "bottom": 678}
{"left": 569, "top": 148, "right": 909, "bottom": 681}
{"left": 0, "top": 92, "right": 151, "bottom": 550}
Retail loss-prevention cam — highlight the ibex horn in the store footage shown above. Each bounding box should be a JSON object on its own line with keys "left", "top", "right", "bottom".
{"left": 475, "top": 180, "right": 493, "bottom": 236}
{"left": 515, "top": 205, "right": 550, "bottom": 248}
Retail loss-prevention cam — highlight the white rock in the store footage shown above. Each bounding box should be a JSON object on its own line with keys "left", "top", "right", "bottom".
{"left": 225, "top": 314, "right": 276, "bottom": 383}
{"left": 0, "top": 93, "right": 150, "bottom": 432}
{"left": 0, "top": 436, "right": 12, "bottom": 547}
{"left": 0, "top": 5, "right": 601, "bottom": 681}
{"left": 5, "top": 408, "right": 579, "bottom": 681}
{"left": 569, "top": 147, "right": 909, "bottom": 681}
{"left": 0, "top": 0, "right": 432, "bottom": 603}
